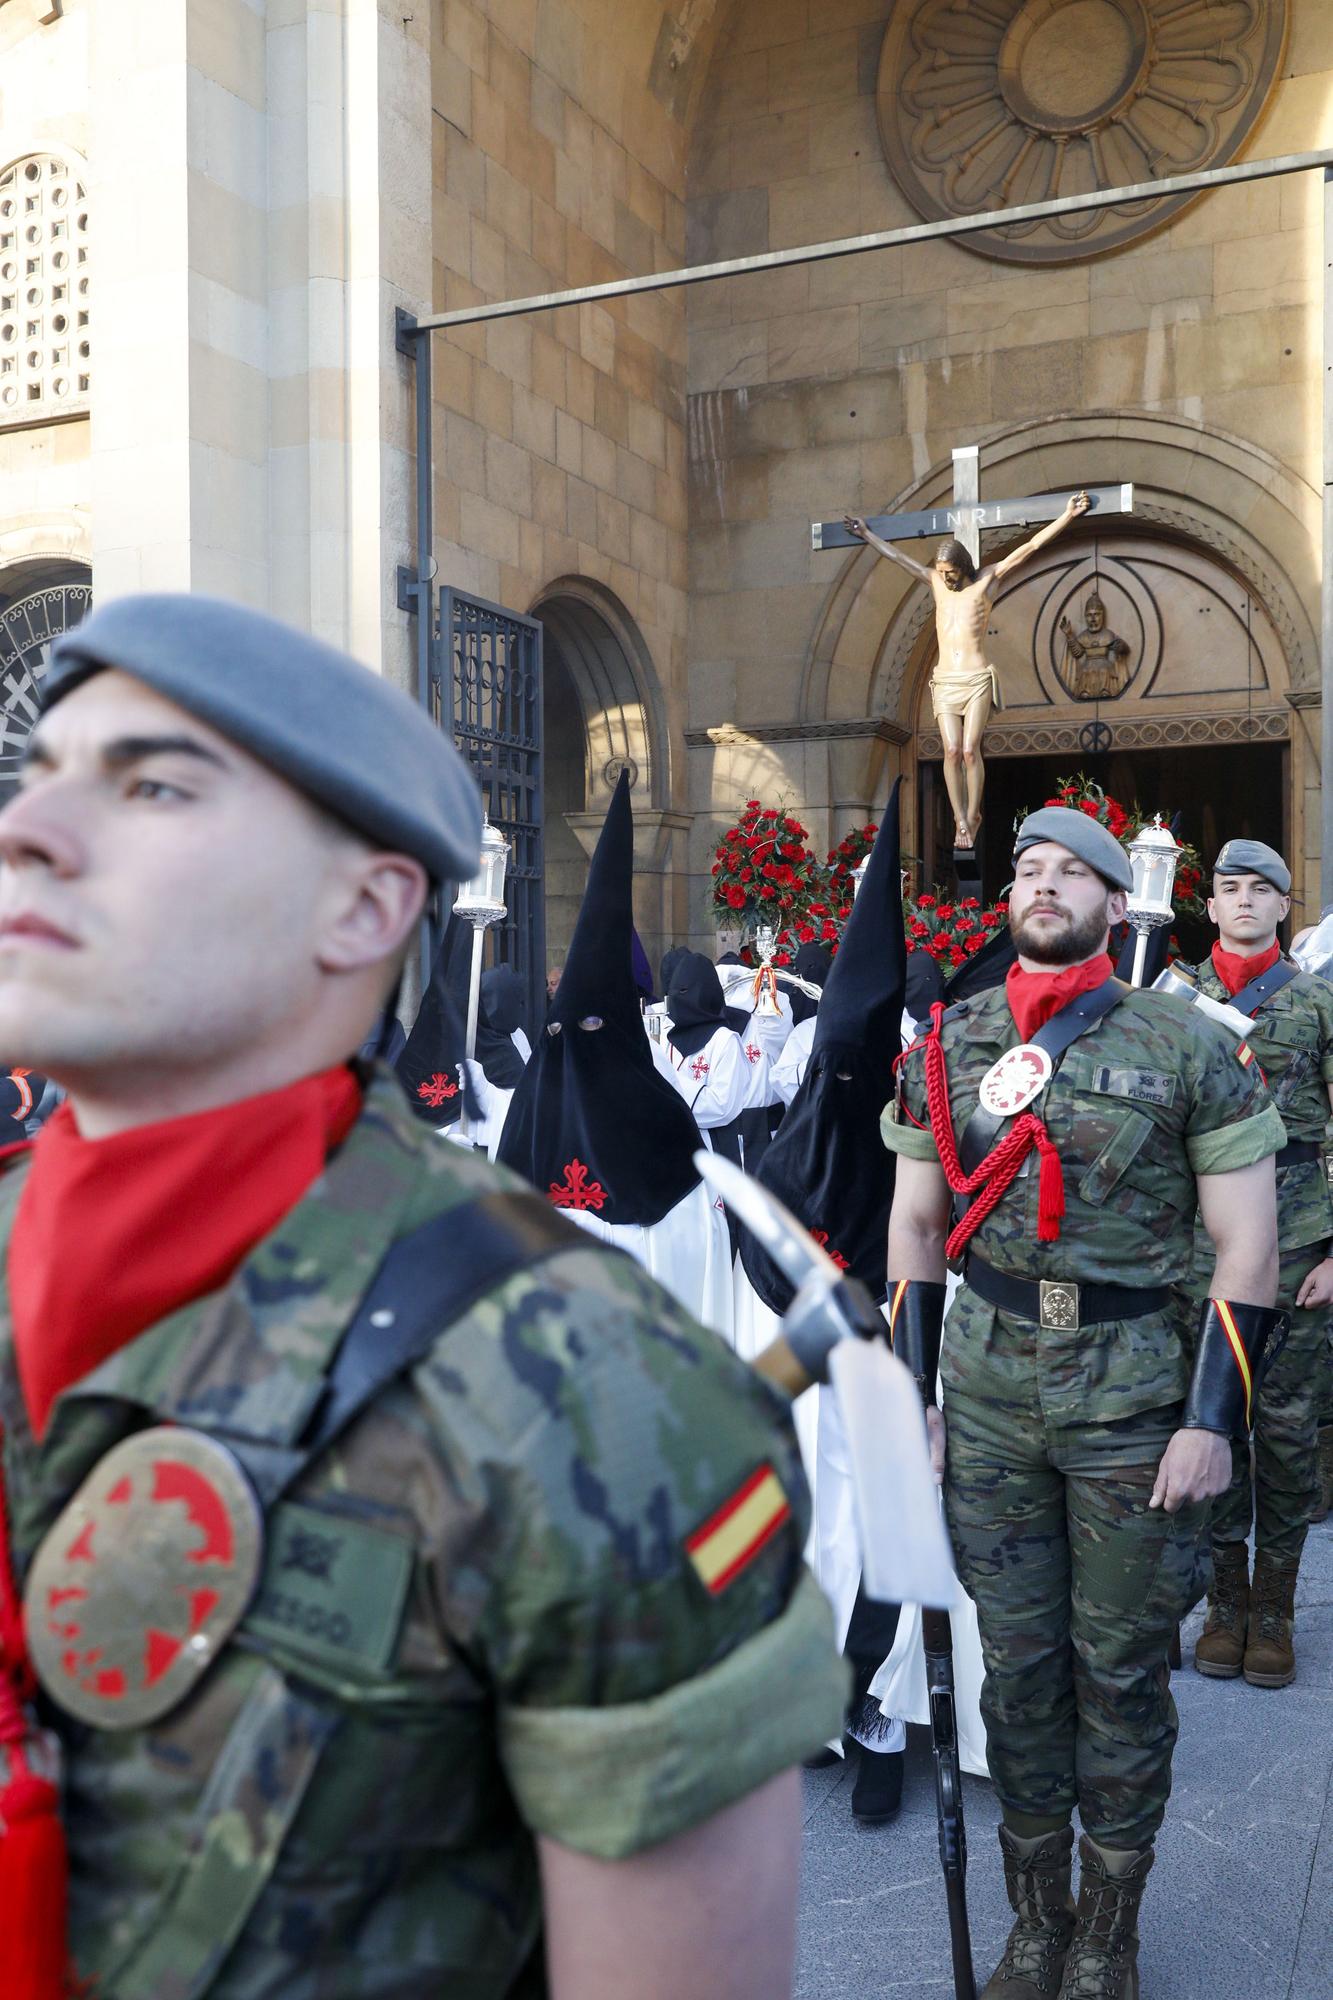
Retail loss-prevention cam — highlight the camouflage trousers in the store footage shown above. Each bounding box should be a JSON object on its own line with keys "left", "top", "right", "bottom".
{"left": 945, "top": 1338, "right": 1205, "bottom": 1850}
{"left": 1181, "top": 1241, "right": 1333, "bottom": 1565}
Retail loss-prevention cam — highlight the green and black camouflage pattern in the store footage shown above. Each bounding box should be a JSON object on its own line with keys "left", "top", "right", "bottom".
{"left": 1171, "top": 957, "right": 1333, "bottom": 1563}
{"left": 0, "top": 1070, "right": 845, "bottom": 1999}
{"left": 1181, "top": 955, "right": 1333, "bottom": 1254}
{"left": 881, "top": 981, "right": 1283, "bottom": 1849}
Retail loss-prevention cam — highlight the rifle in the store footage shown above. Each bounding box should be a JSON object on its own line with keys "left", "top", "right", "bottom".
{"left": 921, "top": 1604, "right": 977, "bottom": 2000}
{"left": 695, "top": 1152, "right": 976, "bottom": 2000}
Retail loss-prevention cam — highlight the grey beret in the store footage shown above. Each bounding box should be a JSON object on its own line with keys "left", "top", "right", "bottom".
{"left": 1012, "top": 805, "right": 1133, "bottom": 892}
{"left": 41, "top": 594, "right": 482, "bottom": 884}
{"left": 1214, "top": 838, "right": 1290, "bottom": 896}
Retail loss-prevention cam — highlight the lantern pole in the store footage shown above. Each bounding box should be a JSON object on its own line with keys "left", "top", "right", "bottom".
{"left": 452, "top": 814, "right": 511, "bottom": 1143}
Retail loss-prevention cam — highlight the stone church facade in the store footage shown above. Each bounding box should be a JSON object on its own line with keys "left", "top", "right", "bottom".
{"left": 1, "top": 0, "right": 1330, "bottom": 968}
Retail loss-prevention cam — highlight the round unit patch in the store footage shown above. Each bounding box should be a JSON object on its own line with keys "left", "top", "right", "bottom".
{"left": 25, "top": 1426, "right": 263, "bottom": 1730}
{"left": 978, "top": 1044, "right": 1053, "bottom": 1118}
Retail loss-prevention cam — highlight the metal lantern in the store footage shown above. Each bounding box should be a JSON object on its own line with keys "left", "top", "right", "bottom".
{"left": 1125, "top": 816, "right": 1179, "bottom": 986}
{"left": 453, "top": 814, "right": 510, "bottom": 927}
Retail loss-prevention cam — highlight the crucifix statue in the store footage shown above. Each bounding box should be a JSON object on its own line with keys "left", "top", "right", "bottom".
{"left": 814, "top": 449, "right": 1134, "bottom": 850}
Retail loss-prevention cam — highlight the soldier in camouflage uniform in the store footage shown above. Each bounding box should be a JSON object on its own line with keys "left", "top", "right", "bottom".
{"left": 0, "top": 595, "right": 845, "bottom": 1999}
{"left": 882, "top": 806, "right": 1284, "bottom": 2000}
{"left": 1174, "top": 839, "right": 1333, "bottom": 1689}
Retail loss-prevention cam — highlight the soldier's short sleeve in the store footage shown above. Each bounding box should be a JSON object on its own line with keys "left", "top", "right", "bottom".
{"left": 418, "top": 1243, "right": 846, "bottom": 1861}
{"left": 1313, "top": 981, "right": 1333, "bottom": 1084}
{"left": 880, "top": 1037, "right": 938, "bottom": 1162}
{"left": 1184, "top": 1015, "right": 1287, "bottom": 1176}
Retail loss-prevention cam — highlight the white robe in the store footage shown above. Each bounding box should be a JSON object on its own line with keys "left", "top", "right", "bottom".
{"left": 661, "top": 1022, "right": 755, "bottom": 1133}
{"left": 771, "top": 1015, "right": 815, "bottom": 1105}
{"left": 449, "top": 1028, "right": 531, "bottom": 1162}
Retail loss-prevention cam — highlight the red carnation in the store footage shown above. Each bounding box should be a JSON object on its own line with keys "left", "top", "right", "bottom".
{"left": 966, "top": 933, "right": 986, "bottom": 954}
{"left": 725, "top": 884, "right": 746, "bottom": 909}
{"left": 774, "top": 951, "right": 791, "bottom": 966}
{"left": 746, "top": 799, "right": 761, "bottom": 810}
{"left": 821, "top": 920, "right": 838, "bottom": 941}
{"left": 960, "top": 897, "right": 980, "bottom": 910}
{"left": 910, "top": 919, "right": 929, "bottom": 938}
{"left": 918, "top": 893, "right": 937, "bottom": 910}
{"left": 936, "top": 902, "right": 955, "bottom": 919}
{"left": 711, "top": 863, "right": 720, "bottom": 876}
{"left": 760, "top": 884, "right": 776, "bottom": 899}
{"left": 797, "top": 924, "right": 815, "bottom": 943}
{"left": 739, "top": 866, "right": 753, "bottom": 883}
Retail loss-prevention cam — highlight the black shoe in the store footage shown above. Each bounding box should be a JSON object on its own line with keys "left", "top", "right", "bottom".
{"left": 851, "top": 1747, "right": 903, "bottom": 1825}
{"left": 802, "top": 1745, "right": 840, "bottom": 1771}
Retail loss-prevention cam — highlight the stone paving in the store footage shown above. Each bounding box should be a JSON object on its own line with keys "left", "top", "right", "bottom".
{"left": 796, "top": 1518, "right": 1333, "bottom": 1998}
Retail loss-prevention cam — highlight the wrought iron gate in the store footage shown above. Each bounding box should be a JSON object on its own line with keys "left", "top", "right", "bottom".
{"left": 0, "top": 580, "right": 92, "bottom": 799}
{"left": 428, "top": 585, "right": 545, "bottom": 1030}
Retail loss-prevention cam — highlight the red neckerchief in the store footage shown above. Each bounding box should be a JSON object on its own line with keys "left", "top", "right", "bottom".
{"left": 1005, "top": 952, "right": 1114, "bottom": 1044}
{"left": 1210, "top": 938, "right": 1281, "bottom": 998}
{"left": 8, "top": 1065, "right": 363, "bottom": 1442}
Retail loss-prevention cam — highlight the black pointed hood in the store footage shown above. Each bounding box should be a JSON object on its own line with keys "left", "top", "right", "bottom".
{"left": 497, "top": 773, "right": 702, "bottom": 1222}
{"left": 740, "top": 783, "right": 907, "bottom": 1311}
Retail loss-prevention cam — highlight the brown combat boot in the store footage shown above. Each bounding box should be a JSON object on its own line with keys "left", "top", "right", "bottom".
{"left": 1311, "top": 1425, "right": 1333, "bottom": 1523}
{"left": 1057, "top": 1836, "right": 1153, "bottom": 1999}
{"left": 980, "top": 1824, "right": 1076, "bottom": 1998}
{"left": 1192, "top": 1541, "right": 1249, "bottom": 1678}
{"left": 1243, "top": 1552, "right": 1299, "bottom": 1687}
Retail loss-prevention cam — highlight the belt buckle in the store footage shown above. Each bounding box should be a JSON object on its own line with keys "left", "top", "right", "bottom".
{"left": 1038, "top": 1280, "right": 1079, "bottom": 1331}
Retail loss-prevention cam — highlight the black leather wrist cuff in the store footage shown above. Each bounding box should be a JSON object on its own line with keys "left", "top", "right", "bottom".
{"left": 887, "top": 1279, "right": 947, "bottom": 1407}
{"left": 1182, "top": 1299, "right": 1288, "bottom": 1439}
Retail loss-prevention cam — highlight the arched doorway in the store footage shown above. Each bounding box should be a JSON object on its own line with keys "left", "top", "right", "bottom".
{"left": 530, "top": 579, "right": 677, "bottom": 972}
{"left": 0, "top": 560, "right": 91, "bottom": 797}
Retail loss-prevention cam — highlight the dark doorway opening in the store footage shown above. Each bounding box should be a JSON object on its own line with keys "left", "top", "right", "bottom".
{"left": 919, "top": 739, "right": 1289, "bottom": 962}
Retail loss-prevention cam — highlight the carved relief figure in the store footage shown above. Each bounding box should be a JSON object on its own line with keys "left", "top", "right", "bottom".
{"left": 1059, "top": 591, "right": 1132, "bottom": 701}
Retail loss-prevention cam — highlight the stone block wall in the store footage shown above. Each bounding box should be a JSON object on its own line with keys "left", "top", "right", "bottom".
{"left": 684, "top": 0, "right": 1333, "bottom": 932}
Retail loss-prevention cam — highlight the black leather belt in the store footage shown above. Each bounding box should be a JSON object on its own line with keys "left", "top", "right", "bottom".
{"left": 964, "top": 1253, "right": 1171, "bottom": 1331}
{"left": 1276, "top": 1139, "right": 1320, "bottom": 1169}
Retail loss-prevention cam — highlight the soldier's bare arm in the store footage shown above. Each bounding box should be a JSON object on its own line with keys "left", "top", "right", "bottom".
{"left": 1151, "top": 1156, "right": 1279, "bottom": 1513}
{"left": 1297, "top": 1083, "right": 1333, "bottom": 1306}
{"left": 843, "top": 515, "right": 934, "bottom": 583}
{"left": 990, "top": 491, "right": 1090, "bottom": 583}
{"left": 538, "top": 1771, "right": 801, "bottom": 2000}
{"left": 887, "top": 1152, "right": 951, "bottom": 1280}
{"left": 887, "top": 1155, "right": 951, "bottom": 1479}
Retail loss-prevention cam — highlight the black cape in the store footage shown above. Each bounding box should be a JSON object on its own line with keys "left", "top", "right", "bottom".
{"left": 395, "top": 914, "right": 475, "bottom": 1125}
{"left": 497, "top": 773, "right": 703, "bottom": 1223}
{"left": 739, "top": 785, "right": 907, "bottom": 1314}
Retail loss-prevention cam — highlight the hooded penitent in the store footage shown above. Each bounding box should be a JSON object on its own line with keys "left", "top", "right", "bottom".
{"left": 740, "top": 784, "right": 907, "bottom": 1314}
{"left": 497, "top": 772, "right": 702, "bottom": 1223}
{"left": 395, "top": 914, "right": 474, "bottom": 1125}
{"left": 788, "top": 943, "right": 832, "bottom": 1026}
{"left": 475, "top": 966, "right": 527, "bottom": 1089}
{"left": 667, "top": 953, "right": 749, "bottom": 1048}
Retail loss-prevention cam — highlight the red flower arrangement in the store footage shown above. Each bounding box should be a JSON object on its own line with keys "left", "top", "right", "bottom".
{"left": 711, "top": 798, "right": 830, "bottom": 959}
{"left": 827, "top": 823, "right": 878, "bottom": 898}
{"left": 905, "top": 891, "right": 1009, "bottom": 970}
{"left": 1033, "top": 775, "right": 1206, "bottom": 919}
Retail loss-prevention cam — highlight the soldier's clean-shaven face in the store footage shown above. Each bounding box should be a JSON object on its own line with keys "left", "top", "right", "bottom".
{"left": 1209, "top": 872, "right": 1290, "bottom": 953}
{"left": 1008, "top": 841, "right": 1127, "bottom": 968}
{"left": 0, "top": 671, "right": 420, "bottom": 1089}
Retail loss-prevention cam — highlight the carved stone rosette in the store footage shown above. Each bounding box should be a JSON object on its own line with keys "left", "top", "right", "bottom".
{"left": 876, "top": 0, "right": 1289, "bottom": 265}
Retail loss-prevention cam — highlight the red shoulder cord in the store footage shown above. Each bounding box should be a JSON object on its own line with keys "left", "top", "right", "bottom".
{"left": 918, "top": 1002, "right": 1065, "bottom": 1259}
{"left": 0, "top": 1439, "right": 69, "bottom": 1999}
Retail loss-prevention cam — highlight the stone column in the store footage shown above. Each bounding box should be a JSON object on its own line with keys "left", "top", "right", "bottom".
{"left": 87, "top": 0, "right": 431, "bottom": 684}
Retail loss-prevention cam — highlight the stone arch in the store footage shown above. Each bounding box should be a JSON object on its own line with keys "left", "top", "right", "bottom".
{"left": 803, "top": 411, "right": 1318, "bottom": 732}
{"left": 528, "top": 577, "right": 687, "bottom": 968}
{"left": 529, "top": 575, "right": 669, "bottom": 812}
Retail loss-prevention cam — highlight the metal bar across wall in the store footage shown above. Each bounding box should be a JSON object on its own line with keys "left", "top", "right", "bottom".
{"left": 398, "top": 143, "right": 1333, "bottom": 906}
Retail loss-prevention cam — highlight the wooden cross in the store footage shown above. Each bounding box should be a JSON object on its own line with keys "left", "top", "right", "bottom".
{"left": 811, "top": 444, "right": 1133, "bottom": 559}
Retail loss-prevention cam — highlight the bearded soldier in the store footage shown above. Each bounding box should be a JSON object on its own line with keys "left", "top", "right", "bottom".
{"left": 0, "top": 595, "right": 845, "bottom": 1999}
{"left": 881, "top": 805, "right": 1285, "bottom": 2000}
{"left": 1173, "top": 839, "right": 1333, "bottom": 1688}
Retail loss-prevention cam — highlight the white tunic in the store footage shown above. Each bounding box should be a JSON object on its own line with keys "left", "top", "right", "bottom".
{"left": 771, "top": 1015, "right": 815, "bottom": 1105}
{"left": 661, "top": 1022, "right": 754, "bottom": 1131}
{"left": 449, "top": 1028, "right": 531, "bottom": 1163}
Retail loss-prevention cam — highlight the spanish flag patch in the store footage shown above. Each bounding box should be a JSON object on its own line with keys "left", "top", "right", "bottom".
{"left": 685, "top": 1464, "right": 791, "bottom": 1595}
{"left": 1236, "top": 1042, "right": 1255, "bottom": 1068}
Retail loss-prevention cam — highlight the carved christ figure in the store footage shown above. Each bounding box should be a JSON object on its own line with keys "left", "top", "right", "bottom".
{"left": 845, "top": 491, "right": 1090, "bottom": 848}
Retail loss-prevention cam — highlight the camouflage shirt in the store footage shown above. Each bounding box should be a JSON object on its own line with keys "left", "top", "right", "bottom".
{"left": 0, "top": 1071, "right": 844, "bottom": 1999}
{"left": 881, "top": 983, "right": 1285, "bottom": 1422}
{"left": 1180, "top": 955, "right": 1333, "bottom": 1259}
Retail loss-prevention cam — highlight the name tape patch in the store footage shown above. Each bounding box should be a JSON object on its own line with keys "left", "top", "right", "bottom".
{"left": 1091, "top": 1065, "right": 1176, "bottom": 1108}
{"left": 244, "top": 1501, "right": 414, "bottom": 1676}
{"left": 685, "top": 1465, "right": 791, "bottom": 1596}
